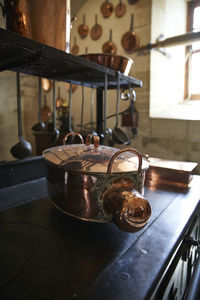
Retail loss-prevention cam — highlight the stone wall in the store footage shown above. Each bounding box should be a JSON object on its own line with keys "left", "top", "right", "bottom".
{"left": 0, "top": 0, "right": 199, "bottom": 173}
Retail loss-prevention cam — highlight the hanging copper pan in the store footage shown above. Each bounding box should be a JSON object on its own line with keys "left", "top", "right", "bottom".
{"left": 71, "top": 36, "right": 79, "bottom": 55}
{"left": 90, "top": 14, "right": 103, "bottom": 40}
{"left": 100, "top": 0, "right": 114, "bottom": 18}
{"left": 115, "top": 0, "right": 126, "bottom": 18}
{"left": 102, "top": 29, "right": 117, "bottom": 54}
{"left": 78, "top": 14, "right": 89, "bottom": 38}
{"left": 121, "top": 14, "right": 139, "bottom": 51}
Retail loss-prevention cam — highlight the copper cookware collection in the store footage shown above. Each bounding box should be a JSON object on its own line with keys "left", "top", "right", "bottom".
{"left": 74, "top": 1, "right": 140, "bottom": 56}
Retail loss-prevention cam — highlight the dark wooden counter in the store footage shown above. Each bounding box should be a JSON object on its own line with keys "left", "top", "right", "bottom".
{"left": 0, "top": 158, "right": 199, "bottom": 300}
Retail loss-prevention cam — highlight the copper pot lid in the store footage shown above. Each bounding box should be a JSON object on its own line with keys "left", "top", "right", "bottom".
{"left": 43, "top": 133, "right": 149, "bottom": 174}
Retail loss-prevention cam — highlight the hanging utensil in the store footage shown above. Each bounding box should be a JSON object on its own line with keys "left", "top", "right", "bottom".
{"left": 41, "top": 95, "right": 51, "bottom": 123}
{"left": 80, "top": 84, "right": 85, "bottom": 134}
{"left": 112, "top": 72, "right": 130, "bottom": 145}
{"left": 90, "top": 14, "right": 102, "bottom": 40}
{"left": 103, "top": 73, "right": 112, "bottom": 144}
{"left": 100, "top": 0, "right": 114, "bottom": 18}
{"left": 102, "top": 29, "right": 117, "bottom": 54}
{"left": 31, "top": 76, "right": 45, "bottom": 131}
{"left": 115, "top": 0, "right": 126, "bottom": 18}
{"left": 78, "top": 14, "right": 89, "bottom": 39}
{"left": 10, "top": 72, "right": 32, "bottom": 159}
{"left": 121, "top": 14, "right": 139, "bottom": 51}
{"left": 71, "top": 36, "right": 79, "bottom": 55}
{"left": 66, "top": 81, "right": 77, "bottom": 93}
{"left": 56, "top": 86, "right": 64, "bottom": 109}
{"left": 41, "top": 78, "right": 52, "bottom": 92}
{"left": 130, "top": 88, "right": 138, "bottom": 136}
{"left": 63, "top": 82, "right": 82, "bottom": 145}
{"left": 51, "top": 80, "right": 60, "bottom": 145}
{"left": 90, "top": 87, "right": 98, "bottom": 136}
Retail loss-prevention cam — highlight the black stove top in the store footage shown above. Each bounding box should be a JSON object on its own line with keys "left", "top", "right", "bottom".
{"left": 0, "top": 222, "right": 68, "bottom": 300}
{"left": 0, "top": 176, "right": 198, "bottom": 300}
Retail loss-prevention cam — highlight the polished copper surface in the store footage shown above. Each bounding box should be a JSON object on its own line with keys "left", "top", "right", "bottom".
{"left": 121, "top": 13, "right": 139, "bottom": 51}
{"left": 90, "top": 14, "right": 102, "bottom": 40}
{"left": 43, "top": 143, "right": 149, "bottom": 174}
{"left": 102, "top": 29, "right": 117, "bottom": 54}
{"left": 78, "top": 14, "right": 89, "bottom": 38}
{"left": 100, "top": 0, "right": 114, "bottom": 18}
{"left": 103, "top": 178, "right": 151, "bottom": 232}
{"left": 115, "top": 0, "right": 126, "bottom": 17}
{"left": 44, "top": 133, "right": 151, "bottom": 232}
{"left": 80, "top": 53, "right": 133, "bottom": 76}
{"left": 3, "top": 0, "right": 68, "bottom": 51}
{"left": 107, "top": 148, "right": 142, "bottom": 175}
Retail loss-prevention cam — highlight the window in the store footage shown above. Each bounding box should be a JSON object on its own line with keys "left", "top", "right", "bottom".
{"left": 185, "top": 0, "right": 200, "bottom": 100}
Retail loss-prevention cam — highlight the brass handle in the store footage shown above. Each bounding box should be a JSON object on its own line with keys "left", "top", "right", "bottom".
{"left": 62, "top": 132, "right": 84, "bottom": 145}
{"left": 86, "top": 134, "right": 100, "bottom": 149}
{"left": 107, "top": 147, "right": 142, "bottom": 175}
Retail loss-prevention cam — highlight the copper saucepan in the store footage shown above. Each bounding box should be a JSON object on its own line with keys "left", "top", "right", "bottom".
{"left": 102, "top": 29, "right": 117, "bottom": 54}
{"left": 78, "top": 14, "right": 89, "bottom": 38}
{"left": 90, "top": 14, "right": 103, "bottom": 40}
{"left": 121, "top": 14, "right": 139, "bottom": 52}
{"left": 70, "top": 36, "right": 79, "bottom": 55}
{"left": 115, "top": 0, "right": 126, "bottom": 18}
{"left": 100, "top": 0, "right": 114, "bottom": 18}
{"left": 43, "top": 133, "right": 151, "bottom": 233}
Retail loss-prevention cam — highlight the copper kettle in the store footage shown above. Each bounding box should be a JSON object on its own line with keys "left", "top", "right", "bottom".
{"left": 43, "top": 133, "right": 151, "bottom": 233}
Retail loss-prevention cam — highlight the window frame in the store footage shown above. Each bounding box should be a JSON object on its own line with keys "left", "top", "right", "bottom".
{"left": 184, "top": 0, "right": 200, "bottom": 100}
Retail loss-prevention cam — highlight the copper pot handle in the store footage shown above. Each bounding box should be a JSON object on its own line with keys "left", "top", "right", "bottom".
{"left": 62, "top": 132, "right": 84, "bottom": 145}
{"left": 86, "top": 134, "right": 100, "bottom": 149}
{"left": 107, "top": 148, "right": 142, "bottom": 175}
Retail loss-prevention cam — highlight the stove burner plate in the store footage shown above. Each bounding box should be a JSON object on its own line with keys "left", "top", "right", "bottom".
{"left": 0, "top": 223, "right": 67, "bottom": 300}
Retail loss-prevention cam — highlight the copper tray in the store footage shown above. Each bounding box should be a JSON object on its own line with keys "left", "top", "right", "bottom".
{"left": 80, "top": 53, "right": 133, "bottom": 76}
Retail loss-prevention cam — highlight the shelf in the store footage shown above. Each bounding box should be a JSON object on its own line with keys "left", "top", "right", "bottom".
{"left": 0, "top": 28, "right": 142, "bottom": 89}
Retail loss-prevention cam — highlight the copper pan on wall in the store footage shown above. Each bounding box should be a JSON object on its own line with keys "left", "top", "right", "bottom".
{"left": 1, "top": 0, "right": 70, "bottom": 51}
{"left": 121, "top": 14, "right": 139, "bottom": 52}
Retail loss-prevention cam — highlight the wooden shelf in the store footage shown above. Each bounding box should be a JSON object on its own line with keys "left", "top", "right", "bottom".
{"left": 0, "top": 28, "right": 142, "bottom": 89}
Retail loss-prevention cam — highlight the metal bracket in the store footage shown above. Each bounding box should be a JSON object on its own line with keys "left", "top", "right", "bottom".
{"left": 153, "top": 34, "right": 172, "bottom": 58}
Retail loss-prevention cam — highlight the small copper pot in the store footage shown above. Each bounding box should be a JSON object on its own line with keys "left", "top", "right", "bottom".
{"left": 43, "top": 133, "right": 151, "bottom": 233}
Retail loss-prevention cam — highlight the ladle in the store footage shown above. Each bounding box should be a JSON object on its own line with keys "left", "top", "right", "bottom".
{"left": 10, "top": 72, "right": 32, "bottom": 159}
{"left": 63, "top": 82, "right": 75, "bottom": 144}
{"left": 31, "top": 76, "right": 46, "bottom": 131}
{"left": 51, "top": 80, "right": 60, "bottom": 145}
{"left": 80, "top": 84, "right": 85, "bottom": 134}
{"left": 112, "top": 72, "right": 130, "bottom": 145}
{"left": 103, "top": 73, "right": 112, "bottom": 144}
{"left": 90, "top": 87, "right": 98, "bottom": 136}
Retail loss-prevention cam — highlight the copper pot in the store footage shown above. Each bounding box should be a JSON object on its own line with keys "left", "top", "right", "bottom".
{"left": 1, "top": 0, "right": 70, "bottom": 51}
{"left": 43, "top": 133, "right": 151, "bottom": 233}
{"left": 80, "top": 53, "right": 133, "bottom": 76}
